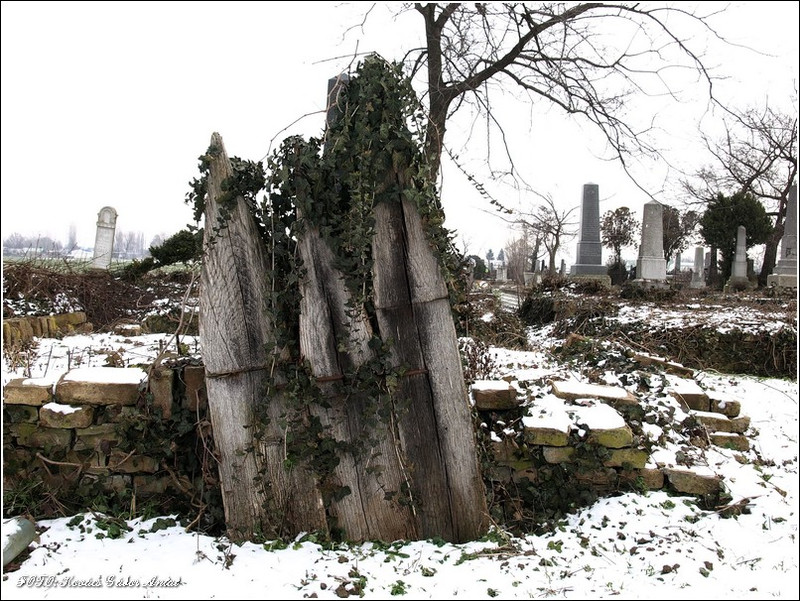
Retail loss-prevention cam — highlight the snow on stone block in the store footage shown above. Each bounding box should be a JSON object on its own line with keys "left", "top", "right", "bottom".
{"left": 3, "top": 378, "right": 53, "bottom": 406}
{"left": 571, "top": 404, "right": 633, "bottom": 448}
{"left": 691, "top": 411, "right": 750, "bottom": 434}
{"left": 631, "top": 352, "right": 694, "bottom": 377}
{"left": 710, "top": 433, "right": 750, "bottom": 451}
{"left": 56, "top": 367, "right": 146, "bottom": 406}
{"left": 664, "top": 468, "right": 721, "bottom": 495}
{"left": 705, "top": 390, "right": 742, "bottom": 418}
{"left": 522, "top": 396, "right": 571, "bottom": 446}
{"left": 39, "top": 402, "right": 94, "bottom": 429}
{"left": 472, "top": 380, "right": 519, "bottom": 410}
{"left": 666, "top": 376, "right": 709, "bottom": 411}
{"left": 550, "top": 380, "right": 638, "bottom": 406}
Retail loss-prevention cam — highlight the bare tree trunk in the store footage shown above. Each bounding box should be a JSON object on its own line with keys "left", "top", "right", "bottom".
{"left": 201, "top": 133, "right": 326, "bottom": 542}
{"left": 758, "top": 221, "right": 784, "bottom": 287}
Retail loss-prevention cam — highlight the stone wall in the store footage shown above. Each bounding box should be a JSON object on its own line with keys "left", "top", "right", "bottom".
{"left": 3, "top": 312, "right": 92, "bottom": 347}
{"left": 3, "top": 363, "right": 210, "bottom": 516}
{"left": 4, "top": 357, "right": 750, "bottom": 530}
{"left": 474, "top": 373, "right": 752, "bottom": 523}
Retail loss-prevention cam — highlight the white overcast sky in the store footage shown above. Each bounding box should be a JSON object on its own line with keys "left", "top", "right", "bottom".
{"left": 1, "top": 1, "right": 797, "bottom": 261}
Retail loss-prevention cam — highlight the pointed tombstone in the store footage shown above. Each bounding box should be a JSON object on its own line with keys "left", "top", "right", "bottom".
{"left": 200, "top": 132, "right": 326, "bottom": 542}
{"left": 768, "top": 184, "right": 798, "bottom": 288}
{"left": 690, "top": 246, "right": 705, "bottom": 289}
{"left": 570, "top": 183, "right": 607, "bottom": 276}
{"left": 635, "top": 201, "right": 666, "bottom": 281}
{"left": 559, "top": 259, "right": 566, "bottom": 276}
{"left": 293, "top": 75, "right": 418, "bottom": 541}
{"left": 90, "top": 206, "right": 117, "bottom": 269}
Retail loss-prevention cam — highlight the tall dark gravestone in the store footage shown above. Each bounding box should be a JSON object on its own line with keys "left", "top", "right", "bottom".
{"left": 570, "top": 183, "right": 606, "bottom": 276}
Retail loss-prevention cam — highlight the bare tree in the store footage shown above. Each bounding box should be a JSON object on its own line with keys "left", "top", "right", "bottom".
{"left": 504, "top": 223, "right": 538, "bottom": 285}
{"left": 404, "top": 3, "right": 723, "bottom": 184}
{"left": 683, "top": 103, "right": 798, "bottom": 285}
{"left": 492, "top": 192, "right": 577, "bottom": 274}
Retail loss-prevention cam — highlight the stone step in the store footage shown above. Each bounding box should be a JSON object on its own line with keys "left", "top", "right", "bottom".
{"left": 705, "top": 390, "right": 742, "bottom": 418}
{"left": 472, "top": 380, "right": 520, "bottom": 410}
{"left": 550, "top": 380, "right": 638, "bottom": 406}
{"left": 691, "top": 411, "right": 750, "bottom": 434}
{"left": 709, "top": 433, "right": 750, "bottom": 451}
{"left": 664, "top": 468, "right": 722, "bottom": 495}
{"left": 666, "top": 375, "right": 709, "bottom": 411}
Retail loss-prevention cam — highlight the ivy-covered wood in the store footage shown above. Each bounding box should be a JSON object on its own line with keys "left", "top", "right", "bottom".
{"left": 194, "top": 56, "right": 487, "bottom": 543}
{"left": 200, "top": 133, "right": 326, "bottom": 542}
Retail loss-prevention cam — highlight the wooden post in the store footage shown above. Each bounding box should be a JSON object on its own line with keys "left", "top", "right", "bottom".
{"left": 372, "top": 194, "right": 488, "bottom": 542}
{"left": 297, "top": 213, "right": 418, "bottom": 541}
{"left": 200, "top": 132, "right": 325, "bottom": 542}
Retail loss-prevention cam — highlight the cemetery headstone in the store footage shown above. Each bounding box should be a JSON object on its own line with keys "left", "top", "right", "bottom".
{"left": 91, "top": 206, "right": 117, "bottom": 269}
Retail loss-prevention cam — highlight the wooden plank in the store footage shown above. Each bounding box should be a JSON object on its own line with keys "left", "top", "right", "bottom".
{"left": 401, "top": 197, "right": 488, "bottom": 542}
{"left": 298, "top": 218, "right": 417, "bottom": 541}
{"left": 200, "top": 132, "right": 325, "bottom": 541}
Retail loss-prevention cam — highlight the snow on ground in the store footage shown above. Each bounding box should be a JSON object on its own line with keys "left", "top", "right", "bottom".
{"left": 2, "top": 333, "right": 200, "bottom": 387}
{"left": 2, "top": 317, "right": 798, "bottom": 599}
{"left": 610, "top": 302, "right": 793, "bottom": 335}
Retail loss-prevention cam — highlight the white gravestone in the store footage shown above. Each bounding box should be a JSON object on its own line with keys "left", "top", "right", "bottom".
{"left": 91, "top": 206, "right": 117, "bottom": 269}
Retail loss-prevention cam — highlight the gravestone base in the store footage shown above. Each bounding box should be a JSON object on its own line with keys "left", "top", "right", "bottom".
{"left": 630, "top": 279, "right": 670, "bottom": 291}
{"left": 766, "top": 273, "right": 797, "bottom": 289}
{"left": 570, "top": 264, "right": 608, "bottom": 276}
{"left": 689, "top": 278, "right": 706, "bottom": 290}
{"left": 635, "top": 257, "right": 666, "bottom": 281}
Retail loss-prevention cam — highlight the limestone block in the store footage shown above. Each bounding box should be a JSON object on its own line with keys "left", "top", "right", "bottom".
{"left": 3, "top": 405, "right": 39, "bottom": 423}
{"left": 13, "top": 424, "right": 72, "bottom": 449}
{"left": 472, "top": 380, "right": 520, "bottom": 410}
{"left": 182, "top": 365, "right": 207, "bottom": 412}
{"left": 3, "top": 378, "right": 52, "bottom": 406}
{"left": 706, "top": 391, "right": 742, "bottom": 418}
{"left": 113, "top": 323, "right": 142, "bottom": 337}
{"left": 37, "top": 316, "right": 52, "bottom": 337}
{"left": 574, "top": 467, "right": 617, "bottom": 487}
{"left": 664, "top": 468, "right": 721, "bottom": 495}
{"left": 619, "top": 468, "right": 664, "bottom": 490}
{"left": 692, "top": 411, "right": 750, "bottom": 434}
{"left": 587, "top": 424, "right": 633, "bottom": 449}
{"left": 56, "top": 367, "right": 145, "bottom": 406}
{"left": 710, "top": 433, "right": 750, "bottom": 451}
{"left": 149, "top": 367, "right": 174, "bottom": 419}
{"left": 73, "top": 423, "right": 120, "bottom": 452}
{"left": 52, "top": 312, "right": 87, "bottom": 329}
{"left": 542, "top": 446, "right": 575, "bottom": 463}
{"left": 667, "top": 377, "right": 709, "bottom": 411}
{"left": 524, "top": 426, "right": 570, "bottom": 447}
{"left": 603, "top": 448, "right": 649, "bottom": 469}
{"left": 30, "top": 318, "right": 42, "bottom": 337}
{"left": 550, "top": 380, "right": 638, "bottom": 406}
{"left": 631, "top": 353, "right": 694, "bottom": 377}
{"left": 39, "top": 402, "right": 94, "bottom": 429}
